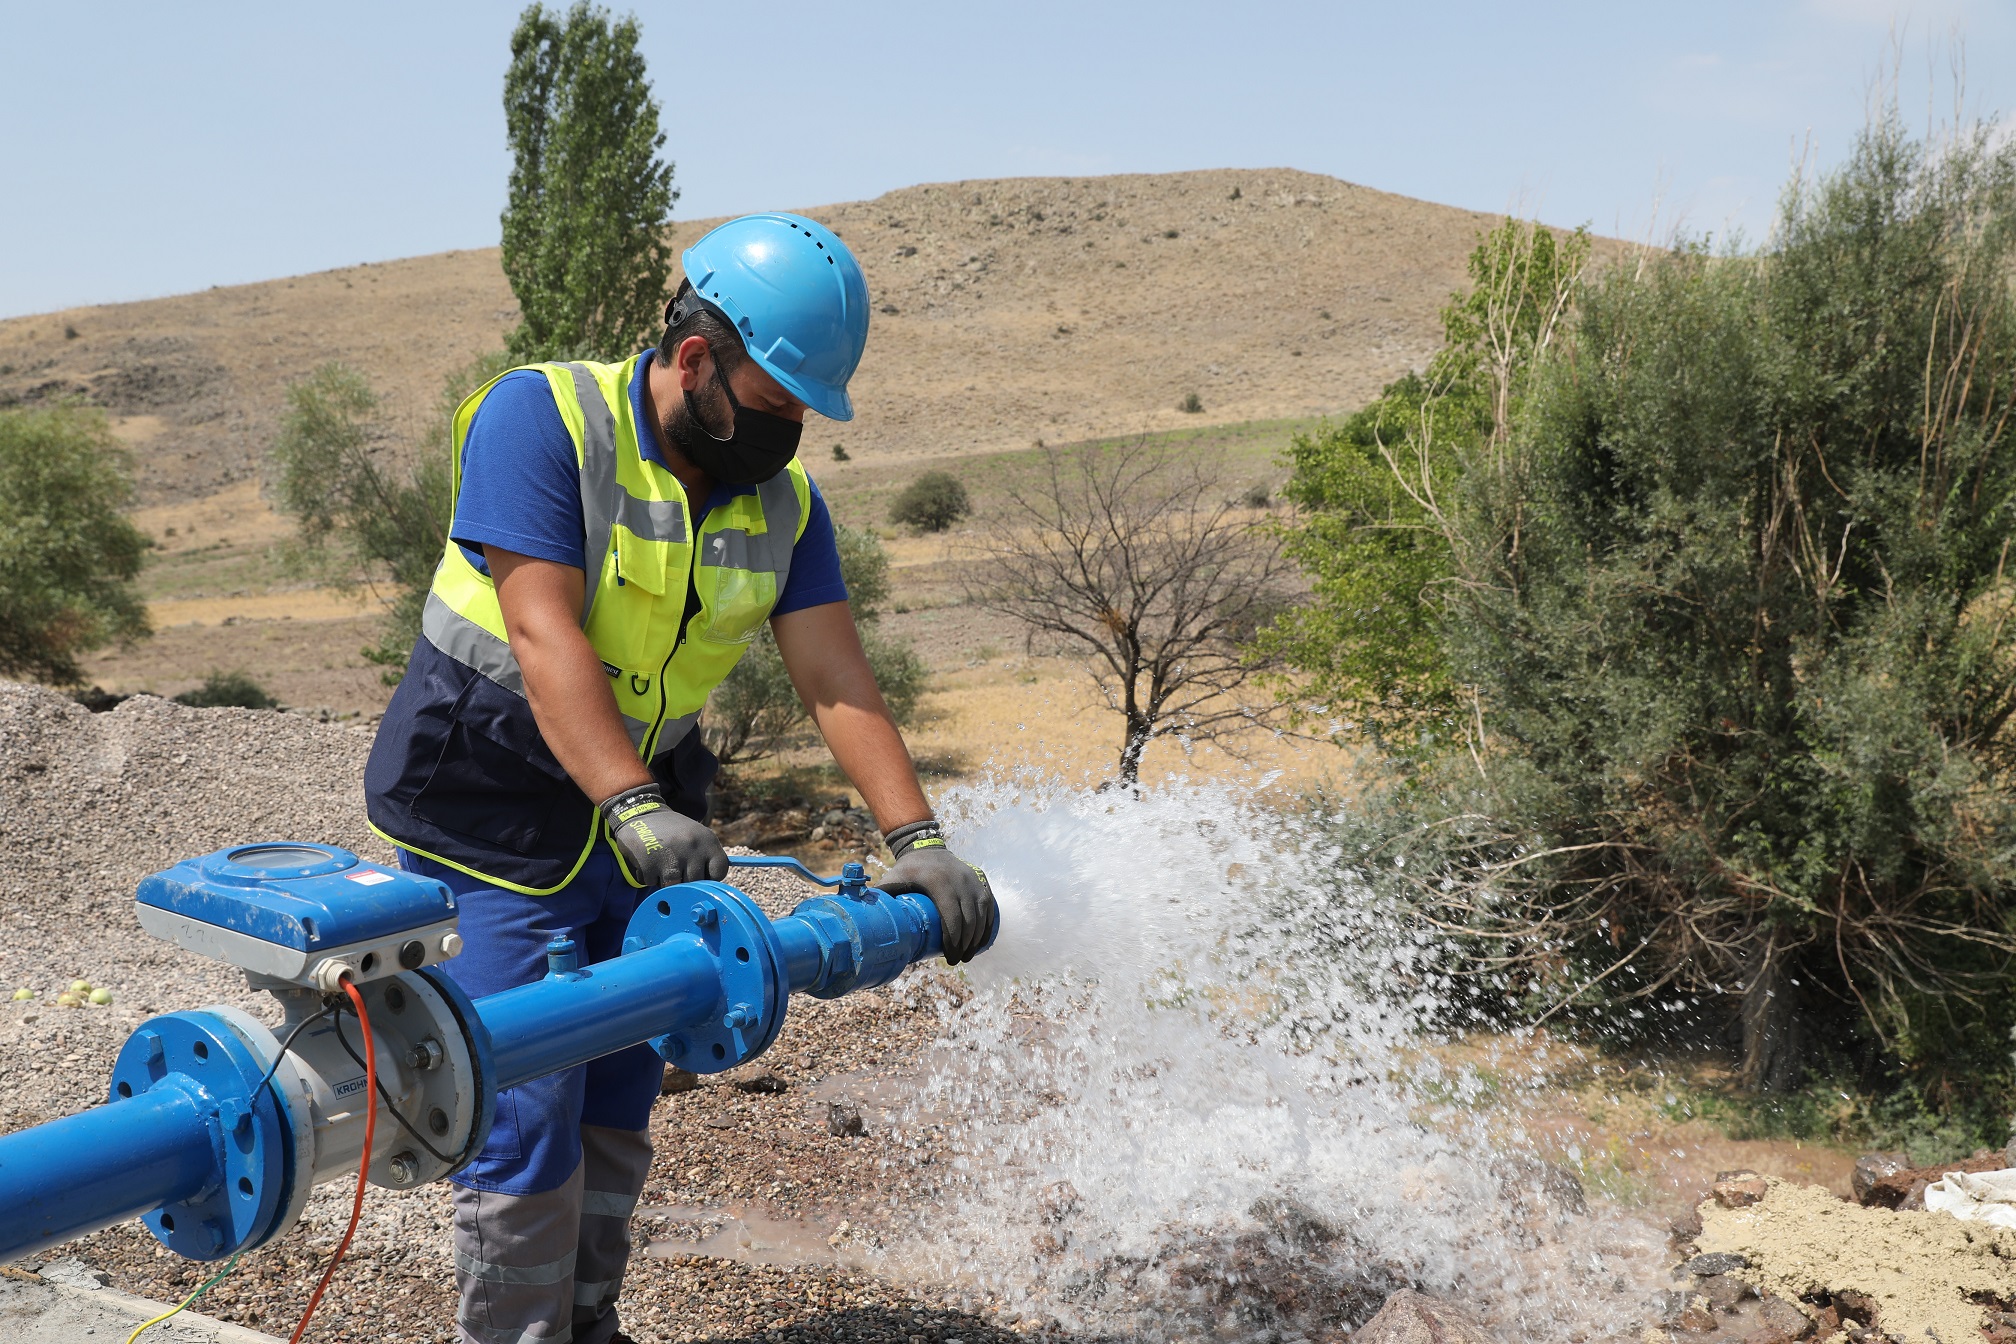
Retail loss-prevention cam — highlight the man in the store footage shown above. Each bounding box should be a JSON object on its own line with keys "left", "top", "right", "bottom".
{"left": 364, "top": 212, "right": 995, "bottom": 1344}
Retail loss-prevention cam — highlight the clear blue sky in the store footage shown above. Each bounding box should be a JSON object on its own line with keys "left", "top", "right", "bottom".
{"left": 3, "top": 0, "right": 2009, "bottom": 319}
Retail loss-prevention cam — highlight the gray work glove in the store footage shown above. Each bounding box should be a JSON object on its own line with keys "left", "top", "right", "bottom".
{"left": 878, "top": 820, "right": 997, "bottom": 965}
{"left": 598, "top": 784, "right": 729, "bottom": 888}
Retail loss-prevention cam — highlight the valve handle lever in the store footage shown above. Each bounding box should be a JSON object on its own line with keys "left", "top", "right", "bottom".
{"left": 725, "top": 855, "right": 873, "bottom": 899}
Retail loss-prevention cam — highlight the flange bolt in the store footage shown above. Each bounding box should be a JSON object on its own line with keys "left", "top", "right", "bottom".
{"left": 440, "top": 931, "right": 464, "bottom": 959}
{"left": 406, "top": 1037, "right": 445, "bottom": 1072}
{"left": 723, "top": 1003, "right": 754, "bottom": 1030}
{"left": 387, "top": 1151, "right": 420, "bottom": 1186}
{"left": 691, "top": 904, "right": 718, "bottom": 928}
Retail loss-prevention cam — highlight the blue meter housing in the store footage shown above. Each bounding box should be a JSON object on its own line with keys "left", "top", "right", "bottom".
{"left": 135, "top": 843, "right": 462, "bottom": 987}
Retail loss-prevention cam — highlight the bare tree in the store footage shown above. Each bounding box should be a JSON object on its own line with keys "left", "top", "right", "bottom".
{"left": 965, "top": 442, "right": 1299, "bottom": 784}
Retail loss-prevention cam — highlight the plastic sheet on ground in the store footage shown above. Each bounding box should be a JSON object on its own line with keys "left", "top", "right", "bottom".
{"left": 1924, "top": 1168, "right": 2016, "bottom": 1228}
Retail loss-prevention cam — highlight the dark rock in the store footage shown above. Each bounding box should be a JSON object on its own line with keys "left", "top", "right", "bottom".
{"left": 1832, "top": 1288, "right": 1878, "bottom": 1324}
{"left": 1649, "top": 1290, "right": 1688, "bottom": 1324}
{"left": 1898, "top": 1177, "right": 1931, "bottom": 1211}
{"left": 826, "top": 1098, "right": 865, "bottom": 1137}
{"left": 731, "top": 1070, "right": 789, "bottom": 1094}
{"left": 1756, "top": 1296, "right": 1813, "bottom": 1340}
{"left": 1669, "top": 1206, "right": 1704, "bottom": 1249}
{"left": 1850, "top": 1152, "right": 1910, "bottom": 1203}
{"left": 660, "top": 1066, "right": 700, "bottom": 1096}
{"left": 1699, "top": 1273, "right": 1752, "bottom": 1312}
{"left": 1674, "top": 1304, "right": 1719, "bottom": 1333}
{"left": 1352, "top": 1289, "right": 1501, "bottom": 1344}
{"left": 1712, "top": 1170, "right": 1768, "bottom": 1208}
{"left": 1682, "top": 1252, "right": 1749, "bottom": 1276}
{"left": 1249, "top": 1195, "right": 1339, "bottom": 1251}
{"left": 702, "top": 1115, "right": 737, "bottom": 1130}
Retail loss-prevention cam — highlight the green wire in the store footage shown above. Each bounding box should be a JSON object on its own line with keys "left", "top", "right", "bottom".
{"left": 124, "top": 1252, "right": 241, "bottom": 1343}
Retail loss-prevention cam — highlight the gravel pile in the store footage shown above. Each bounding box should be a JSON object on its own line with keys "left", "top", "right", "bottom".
{"left": 0, "top": 682, "right": 1018, "bottom": 1343}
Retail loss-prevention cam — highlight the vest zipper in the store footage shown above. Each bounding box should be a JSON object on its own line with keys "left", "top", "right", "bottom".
{"left": 640, "top": 495, "right": 707, "bottom": 763}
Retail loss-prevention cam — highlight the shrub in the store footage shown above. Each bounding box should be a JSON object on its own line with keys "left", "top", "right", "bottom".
{"left": 174, "top": 670, "right": 278, "bottom": 710}
{"left": 1179, "top": 392, "right": 1204, "bottom": 414}
{"left": 270, "top": 355, "right": 506, "bottom": 680}
{"left": 1351, "top": 112, "right": 2016, "bottom": 1100}
{"left": 704, "top": 524, "right": 925, "bottom": 763}
{"left": 831, "top": 443, "right": 850, "bottom": 462}
{"left": 0, "top": 403, "right": 150, "bottom": 684}
{"left": 888, "top": 471, "right": 971, "bottom": 532}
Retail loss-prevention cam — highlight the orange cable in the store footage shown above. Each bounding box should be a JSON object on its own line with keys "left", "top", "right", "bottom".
{"left": 289, "top": 979, "right": 376, "bottom": 1344}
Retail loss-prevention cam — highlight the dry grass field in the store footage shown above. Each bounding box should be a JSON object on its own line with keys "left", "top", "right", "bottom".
{"left": 6, "top": 166, "right": 1550, "bottom": 786}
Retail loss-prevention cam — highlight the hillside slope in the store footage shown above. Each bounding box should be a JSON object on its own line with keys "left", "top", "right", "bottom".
{"left": 0, "top": 168, "right": 1501, "bottom": 506}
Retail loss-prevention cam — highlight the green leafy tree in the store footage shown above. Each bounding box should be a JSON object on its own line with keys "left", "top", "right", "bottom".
{"left": 0, "top": 403, "right": 150, "bottom": 684}
{"left": 1366, "top": 114, "right": 2016, "bottom": 1102}
{"left": 704, "top": 524, "right": 926, "bottom": 764}
{"left": 1259, "top": 219, "right": 1587, "bottom": 740}
{"left": 270, "top": 357, "right": 509, "bottom": 679}
{"left": 888, "top": 471, "right": 972, "bottom": 532}
{"left": 502, "top": 3, "right": 677, "bottom": 363}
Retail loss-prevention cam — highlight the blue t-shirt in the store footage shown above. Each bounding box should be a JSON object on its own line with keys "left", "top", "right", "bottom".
{"left": 448, "top": 354, "right": 848, "bottom": 617}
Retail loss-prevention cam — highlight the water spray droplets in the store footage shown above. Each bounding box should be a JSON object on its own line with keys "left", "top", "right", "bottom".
{"left": 875, "top": 775, "right": 1667, "bottom": 1341}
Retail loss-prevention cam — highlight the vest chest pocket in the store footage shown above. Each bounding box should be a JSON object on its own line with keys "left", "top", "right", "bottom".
{"left": 593, "top": 531, "right": 688, "bottom": 669}
{"left": 697, "top": 565, "right": 777, "bottom": 646}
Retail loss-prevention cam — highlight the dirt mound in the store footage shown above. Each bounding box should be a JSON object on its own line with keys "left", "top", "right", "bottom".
{"left": 1696, "top": 1176, "right": 2016, "bottom": 1342}
{"left": 0, "top": 168, "right": 1520, "bottom": 506}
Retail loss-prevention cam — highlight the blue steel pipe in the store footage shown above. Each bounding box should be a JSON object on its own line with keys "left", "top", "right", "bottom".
{"left": 0, "top": 856, "right": 976, "bottom": 1266}
{"left": 0, "top": 1083, "right": 222, "bottom": 1261}
{"left": 480, "top": 935, "right": 723, "bottom": 1091}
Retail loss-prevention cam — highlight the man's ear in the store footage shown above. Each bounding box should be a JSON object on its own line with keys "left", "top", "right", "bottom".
{"left": 673, "top": 335, "right": 713, "bottom": 392}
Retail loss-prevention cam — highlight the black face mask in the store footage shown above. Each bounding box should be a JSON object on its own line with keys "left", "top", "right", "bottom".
{"left": 670, "top": 361, "right": 802, "bottom": 486}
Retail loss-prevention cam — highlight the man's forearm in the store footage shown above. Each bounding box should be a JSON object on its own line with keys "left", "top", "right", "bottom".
{"left": 487, "top": 547, "right": 653, "bottom": 805}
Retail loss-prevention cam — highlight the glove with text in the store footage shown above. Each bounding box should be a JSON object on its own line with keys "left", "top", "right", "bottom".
{"left": 877, "top": 820, "right": 998, "bottom": 965}
{"left": 599, "top": 784, "right": 730, "bottom": 888}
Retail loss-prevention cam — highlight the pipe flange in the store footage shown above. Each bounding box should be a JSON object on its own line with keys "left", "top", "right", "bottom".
{"left": 109, "top": 1011, "right": 289, "bottom": 1261}
{"left": 624, "top": 880, "right": 790, "bottom": 1073}
{"left": 414, "top": 965, "right": 496, "bottom": 1175}
{"left": 204, "top": 1005, "right": 315, "bottom": 1252}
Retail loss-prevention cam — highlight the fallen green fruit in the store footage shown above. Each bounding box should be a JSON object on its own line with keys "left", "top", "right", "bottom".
{"left": 55, "top": 992, "right": 81, "bottom": 1008}
{"left": 88, "top": 988, "right": 113, "bottom": 1006}
{"left": 9, "top": 988, "right": 31, "bottom": 1002}
{"left": 68, "top": 979, "right": 91, "bottom": 995}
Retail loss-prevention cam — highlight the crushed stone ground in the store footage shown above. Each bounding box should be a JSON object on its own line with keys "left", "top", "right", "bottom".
{"left": 0, "top": 682, "right": 1017, "bottom": 1343}
{"left": 1697, "top": 1176, "right": 2016, "bottom": 1342}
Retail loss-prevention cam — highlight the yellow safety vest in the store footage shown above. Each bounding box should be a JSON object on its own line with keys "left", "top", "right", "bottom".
{"left": 365, "top": 353, "right": 811, "bottom": 893}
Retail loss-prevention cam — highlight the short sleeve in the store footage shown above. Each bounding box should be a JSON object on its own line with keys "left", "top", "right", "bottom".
{"left": 450, "top": 370, "right": 586, "bottom": 573}
{"left": 772, "top": 477, "right": 849, "bottom": 616}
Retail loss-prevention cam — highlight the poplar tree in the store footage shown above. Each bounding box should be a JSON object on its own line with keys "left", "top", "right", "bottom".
{"left": 501, "top": 3, "right": 677, "bottom": 363}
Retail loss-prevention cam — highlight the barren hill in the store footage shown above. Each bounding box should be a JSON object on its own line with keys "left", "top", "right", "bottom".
{"left": 0, "top": 168, "right": 1501, "bottom": 507}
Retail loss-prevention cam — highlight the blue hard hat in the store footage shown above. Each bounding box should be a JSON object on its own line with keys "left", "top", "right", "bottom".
{"left": 678, "top": 213, "right": 870, "bottom": 422}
